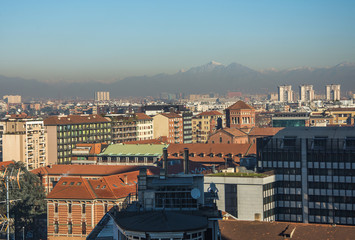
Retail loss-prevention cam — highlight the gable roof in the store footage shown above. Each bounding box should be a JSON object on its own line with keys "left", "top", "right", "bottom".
{"left": 227, "top": 101, "right": 254, "bottom": 110}
{"left": 197, "top": 110, "right": 223, "bottom": 116}
{"left": 44, "top": 114, "right": 110, "bottom": 126}
{"left": 46, "top": 170, "right": 153, "bottom": 200}
{"left": 31, "top": 164, "right": 143, "bottom": 177}
{"left": 222, "top": 128, "right": 248, "bottom": 137}
{"left": 135, "top": 113, "right": 153, "bottom": 120}
{"left": 219, "top": 219, "right": 355, "bottom": 240}
{"left": 248, "top": 127, "right": 284, "bottom": 136}
{"left": 160, "top": 113, "right": 182, "bottom": 118}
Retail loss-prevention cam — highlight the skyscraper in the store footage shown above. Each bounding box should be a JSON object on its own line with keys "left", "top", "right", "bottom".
{"left": 299, "top": 85, "right": 315, "bottom": 102}
{"left": 278, "top": 85, "right": 294, "bottom": 102}
{"left": 95, "top": 91, "right": 110, "bottom": 101}
{"left": 326, "top": 84, "right": 341, "bottom": 101}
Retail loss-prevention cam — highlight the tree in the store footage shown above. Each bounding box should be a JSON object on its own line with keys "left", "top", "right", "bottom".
{"left": 0, "top": 162, "right": 46, "bottom": 239}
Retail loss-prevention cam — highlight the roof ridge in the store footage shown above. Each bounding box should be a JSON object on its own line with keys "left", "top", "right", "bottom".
{"left": 85, "top": 178, "right": 98, "bottom": 199}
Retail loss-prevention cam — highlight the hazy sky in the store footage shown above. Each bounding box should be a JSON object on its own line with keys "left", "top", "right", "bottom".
{"left": 1, "top": 0, "right": 355, "bottom": 82}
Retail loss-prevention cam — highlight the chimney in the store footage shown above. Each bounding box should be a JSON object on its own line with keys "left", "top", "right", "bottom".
{"left": 124, "top": 175, "right": 127, "bottom": 184}
{"left": 183, "top": 148, "right": 189, "bottom": 174}
{"left": 163, "top": 147, "right": 168, "bottom": 177}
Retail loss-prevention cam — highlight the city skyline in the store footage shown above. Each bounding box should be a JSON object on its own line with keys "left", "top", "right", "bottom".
{"left": 1, "top": 1, "right": 355, "bottom": 82}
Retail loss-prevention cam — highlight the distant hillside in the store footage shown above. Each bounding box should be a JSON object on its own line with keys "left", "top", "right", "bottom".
{"left": 1, "top": 62, "right": 355, "bottom": 99}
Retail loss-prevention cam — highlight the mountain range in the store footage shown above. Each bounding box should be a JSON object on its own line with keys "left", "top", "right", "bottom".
{"left": 1, "top": 61, "right": 355, "bottom": 99}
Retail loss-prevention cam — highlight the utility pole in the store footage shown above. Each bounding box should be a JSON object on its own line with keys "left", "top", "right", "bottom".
{"left": 6, "top": 175, "right": 9, "bottom": 240}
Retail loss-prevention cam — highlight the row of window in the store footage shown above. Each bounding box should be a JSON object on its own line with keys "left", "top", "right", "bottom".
{"left": 57, "top": 123, "right": 109, "bottom": 131}
{"left": 54, "top": 221, "right": 86, "bottom": 235}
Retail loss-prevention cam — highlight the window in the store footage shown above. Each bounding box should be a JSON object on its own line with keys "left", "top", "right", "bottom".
{"left": 54, "top": 221, "right": 59, "bottom": 234}
{"left": 82, "top": 222, "right": 86, "bottom": 235}
{"left": 220, "top": 137, "right": 222, "bottom": 143}
{"left": 345, "top": 137, "right": 355, "bottom": 149}
{"left": 104, "top": 203, "right": 108, "bottom": 213}
{"left": 282, "top": 136, "right": 297, "bottom": 148}
{"left": 68, "top": 203, "right": 72, "bottom": 213}
{"left": 313, "top": 136, "right": 327, "bottom": 150}
{"left": 55, "top": 203, "right": 58, "bottom": 213}
{"left": 68, "top": 221, "right": 72, "bottom": 234}
{"left": 82, "top": 203, "right": 86, "bottom": 214}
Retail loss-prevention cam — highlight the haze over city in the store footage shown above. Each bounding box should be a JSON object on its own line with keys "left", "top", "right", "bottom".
{"left": 1, "top": 0, "right": 355, "bottom": 83}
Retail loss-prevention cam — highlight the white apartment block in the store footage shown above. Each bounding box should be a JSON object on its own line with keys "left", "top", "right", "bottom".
{"left": 299, "top": 85, "right": 315, "bottom": 102}
{"left": 95, "top": 91, "right": 110, "bottom": 101}
{"left": 278, "top": 85, "right": 294, "bottom": 102}
{"left": 136, "top": 113, "right": 154, "bottom": 141}
{"left": 2, "top": 116, "right": 47, "bottom": 169}
{"left": 326, "top": 84, "right": 341, "bottom": 101}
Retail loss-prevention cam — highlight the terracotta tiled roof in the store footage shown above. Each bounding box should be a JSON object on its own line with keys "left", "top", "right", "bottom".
{"left": 248, "top": 127, "right": 284, "bottom": 136}
{"left": 226, "top": 100, "right": 254, "bottom": 110}
{"left": 197, "top": 111, "right": 223, "bottom": 116}
{"left": 31, "top": 164, "right": 143, "bottom": 176}
{"left": 47, "top": 170, "right": 154, "bottom": 200}
{"left": 219, "top": 219, "right": 355, "bottom": 240}
{"left": 222, "top": 128, "right": 248, "bottom": 137}
{"left": 160, "top": 113, "right": 182, "bottom": 118}
{"left": 0, "top": 161, "right": 15, "bottom": 170}
{"left": 135, "top": 113, "right": 153, "bottom": 120}
{"left": 74, "top": 143, "right": 109, "bottom": 155}
{"left": 167, "top": 143, "right": 256, "bottom": 156}
{"left": 44, "top": 114, "right": 110, "bottom": 125}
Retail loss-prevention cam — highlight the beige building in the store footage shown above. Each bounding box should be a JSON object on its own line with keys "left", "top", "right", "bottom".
{"left": 1, "top": 114, "right": 48, "bottom": 169}
{"left": 153, "top": 113, "right": 183, "bottom": 144}
{"left": 95, "top": 91, "right": 110, "bottom": 101}
{"left": 3, "top": 95, "right": 22, "bottom": 104}
{"left": 326, "top": 84, "right": 341, "bottom": 101}
{"left": 278, "top": 85, "right": 294, "bottom": 102}
{"left": 192, "top": 110, "right": 223, "bottom": 143}
{"left": 299, "top": 85, "right": 314, "bottom": 102}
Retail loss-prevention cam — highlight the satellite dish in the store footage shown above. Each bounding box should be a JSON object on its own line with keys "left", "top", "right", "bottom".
{"left": 191, "top": 188, "right": 201, "bottom": 199}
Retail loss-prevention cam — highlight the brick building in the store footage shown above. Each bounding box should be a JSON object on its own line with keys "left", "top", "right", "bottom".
{"left": 192, "top": 110, "right": 223, "bottom": 143}
{"left": 225, "top": 101, "right": 255, "bottom": 129}
{"left": 46, "top": 170, "right": 146, "bottom": 240}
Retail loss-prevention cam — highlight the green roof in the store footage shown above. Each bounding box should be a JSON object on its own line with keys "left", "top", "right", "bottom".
{"left": 99, "top": 144, "right": 169, "bottom": 156}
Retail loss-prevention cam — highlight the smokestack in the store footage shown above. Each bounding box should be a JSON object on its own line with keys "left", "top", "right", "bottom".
{"left": 163, "top": 147, "right": 168, "bottom": 177}
{"left": 184, "top": 148, "right": 189, "bottom": 174}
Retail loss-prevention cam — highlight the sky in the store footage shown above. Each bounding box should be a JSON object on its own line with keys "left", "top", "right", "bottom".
{"left": 1, "top": 0, "right": 355, "bottom": 82}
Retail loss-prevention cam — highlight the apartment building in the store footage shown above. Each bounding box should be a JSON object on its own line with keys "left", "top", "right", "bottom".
{"left": 95, "top": 91, "right": 110, "bottom": 102}
{"left": 153, "top": 112, "right": 183, "bottom": 144}
{"left": 326, "top": 84, "right": 341, "bottom": 101}
{"left": 225, "top": 101, "right": 255, "bottom": 129}
{"left": 257, "top": 127, "right": 355, "bottom": 225}
{"left": 44, "top": 114, "right": 111, "bottom": 164}
{"left": 135, "top": 113, "right": 153, "bottom": 141}
{"left": 182, "top": 111, "right": 193, "bottom": 143}
{"left": 1, "top": 114, "right": 47, "bottom": 169}
{"left": 106, "top": 114, "right": 137, "bottom": 143}
{"left": 324, "top": 108, "right": 355, "bottom": 126}
{"left": 278, "top": 85, "right": 294, "bottom": 103}
{"left": 192, "top": 110, "right": 223, "bottom": 143}
{"left": 299, "top": 85, "right": 314, "bottom": 102}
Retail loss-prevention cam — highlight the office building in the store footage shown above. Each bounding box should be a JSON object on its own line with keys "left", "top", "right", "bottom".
{"left": 44, "top": 114, "right": 111, "bottom": 164}
{"left": 326, "top": 84, "right": 341, "bottom": 101}
{"left": 272, "top": 112, "right": 310, "bottom": 127}
{"left": 299, "top": 85, "right": 314, "bottom": 102}
{"left": 278, "top": 85, "right": 294, "bottom": 103}
{"left": 257, "top": 127, "right": 355, "bottom": 225}
{"left": 204, "top": 172, "right": 276, "bottom": 221}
